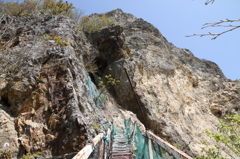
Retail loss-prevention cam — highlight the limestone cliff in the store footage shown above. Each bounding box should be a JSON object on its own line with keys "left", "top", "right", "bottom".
{"left": 0, "top": 9, "right": 239, "bottom": 158}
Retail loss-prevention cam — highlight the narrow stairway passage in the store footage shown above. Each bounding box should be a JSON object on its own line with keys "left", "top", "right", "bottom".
{"left": 111, "top": 129, "right": 133, "bottom": 159}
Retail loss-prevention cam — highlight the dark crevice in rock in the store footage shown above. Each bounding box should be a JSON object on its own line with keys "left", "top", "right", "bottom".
{"left": 211, "top": 108, "right": 223, "bottom": 118}
{"left": 94, "top": 56, "right": 108, "bottom": 76}
{"left": 1, "top": 96, "right": 10, "bottom": 108}
{"left": 88, "top": 72, "right": 96, "bottom": 85}
{"left": 10, "top": 39, "right": 20, "bottom": 48}
{"left": 0, "top": 95, "right": 12, "bottom": 115}
{"left": 18, "top": 145, "right": 28, "bottom": 159}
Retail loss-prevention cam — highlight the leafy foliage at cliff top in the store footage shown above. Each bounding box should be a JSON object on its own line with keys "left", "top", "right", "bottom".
{"left": 0, "top": 0, "right": 83, "bottom": 21}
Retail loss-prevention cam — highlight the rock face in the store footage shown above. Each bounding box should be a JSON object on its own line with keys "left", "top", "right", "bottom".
{"left": 0, "top": 9, "right": 239, "bottom": 158}
{"left": 0, "top": 14, "right": 106, "bottom": 158}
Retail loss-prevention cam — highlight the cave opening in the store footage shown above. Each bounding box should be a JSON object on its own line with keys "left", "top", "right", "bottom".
{"left": 88, "top": 56, "right": 108, "bottom": 87}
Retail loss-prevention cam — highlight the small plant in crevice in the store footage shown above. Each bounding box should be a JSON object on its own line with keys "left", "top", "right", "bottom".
{"left": 53, "top": 36, "right": 70, "bottom": 47}
{"left": 21, "top": 151, "right": 43, "bottom": 159}
{"left": 43, "top": 33, "right": 70, "bottom": 47}
{"left": 85, "top": 60, "right": 98, "bottom": 74}
{"left": 0, "top": 148, "right": 43, "bottom": 159}
{"left": 0, "top": 150, "right": 12, "bottom": 159}
{"left": 173, "top": 143, "right": 180, "bottom": 149}
{"left": 92, "top": 123, "right": 101, "bottom": 132}
{"left": 0, "top": 39, "right": 4, "bottom": 48}
{"left": 131, "top": 36, "right": 138, "bottom": 39}
{"left": 94, "top": 70, "right": 120, "bottom": 103}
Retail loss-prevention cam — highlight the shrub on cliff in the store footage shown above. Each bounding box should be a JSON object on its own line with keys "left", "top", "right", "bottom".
{"left": 0, "top": 0, "right": 38, "bottom": 16}
{"left": 0, "top": 0, "right": 83, "bottom": 19}
{"left": 79, "top": 15, "right": 115, "bottom": 32}
{"left": 42, "top": 0, "right": 74, "bottom": 16}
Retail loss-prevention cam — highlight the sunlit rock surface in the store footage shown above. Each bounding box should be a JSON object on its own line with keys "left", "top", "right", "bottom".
{"left": 0, "top": 9, "right": 239, "bottom": 158}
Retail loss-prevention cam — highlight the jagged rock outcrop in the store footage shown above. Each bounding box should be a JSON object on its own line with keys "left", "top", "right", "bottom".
{"left": 0, "top": 9, "right": 239, "bottom": 158}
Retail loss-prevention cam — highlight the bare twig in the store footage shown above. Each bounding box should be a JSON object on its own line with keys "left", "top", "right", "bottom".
{"left": 187, "top": 1, "right": 240, "bottom": 39}
{"left": 205, "top": 0, "right": 215, "bottom": 5}
{"left": 186, "top": 19, "right": 240, "bottom": 40}
{"left": 202, "top": 19, "right": 240, "bottom": 29}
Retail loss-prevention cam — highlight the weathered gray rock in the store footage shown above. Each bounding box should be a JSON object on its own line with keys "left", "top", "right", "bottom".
{"left": 0, "top": 107, "right": 19, "bottom": 157}
{"left": 0, "top": 14, "right": 108, "bottom": 158}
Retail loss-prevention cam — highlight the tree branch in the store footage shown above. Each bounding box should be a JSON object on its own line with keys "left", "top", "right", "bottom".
{"left": 186, "top": 19, "right": 240, "bottom": 40}
{"left": 202, "top": 19, "right": 240, "bottom": 29}
{"left": 205, "top": 0, "right": 215, "bottom": 5}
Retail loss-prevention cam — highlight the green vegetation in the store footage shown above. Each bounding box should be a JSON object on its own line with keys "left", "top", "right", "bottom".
{"left": 97, "top": 74, "right": 120, "bottom": 94}
{"left": 94, "top": 70, "right": 120, "bottom": 103}
{"left": 22, "top": 152, "right": 43, "bottom": 159}
{"left": 0, "top": 0, "right": 83, "bottom": 19}
{"left": 79, "top": 15, "right": 115, "bottom": 32}
{"left": 92, "top": 123, "right": 101, "bottom": 132}
{"left": 196, "top": 114, "right": 240, "bottom": 159}
{"left": 0, "top": 0, "right": 38, "bottom": 16}
{"left": 105, "top": 74, "right": 120, "bottom": 85}
{"left": 42, "top": 0, "right": 74, "bottom": 16}
{"left": 131, "top": 36, "right": 138, "bottom": 39}
{"left": 0, "top": 148, "right": 12, "bottom": 159}
{"left": 173, "top": 143, "right": 180, "bottom": 149}
{"left": 196, "top": 146, "right": 224, "bottom": 159}
{"left": 43, "top": 34, "right": 70, "bottom": 47}
{"left": 0, "top": 146, "right": 42, "bottom": 159}
{"left": 84, "top": 60, "right": 99, "bottom": 74}
{"left": 52, "top": 36, "right": 70, "bottom": 47}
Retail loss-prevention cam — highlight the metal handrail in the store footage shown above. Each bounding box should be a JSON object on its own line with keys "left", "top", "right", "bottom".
{"left": 73, "top": 132, "right": 104, "bottom": 159}
{"left": 73, "top": 122, "right": 112, "bottom": 159}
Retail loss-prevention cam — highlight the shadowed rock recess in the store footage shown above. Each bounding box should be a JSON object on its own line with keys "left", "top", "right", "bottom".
{"left": 0, "top": 9, "right": 239, "bottom": 158}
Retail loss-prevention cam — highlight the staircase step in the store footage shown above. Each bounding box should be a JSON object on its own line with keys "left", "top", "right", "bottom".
{"left": 111, "top": 129, "right": 133, "bottom": 159}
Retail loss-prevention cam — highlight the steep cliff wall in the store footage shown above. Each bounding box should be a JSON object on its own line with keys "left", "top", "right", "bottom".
{"left": 83, "top": 9, "right": 240, "bottom": 157}
{"left": 0, "top": 9, "right": 239, "bottom": 158}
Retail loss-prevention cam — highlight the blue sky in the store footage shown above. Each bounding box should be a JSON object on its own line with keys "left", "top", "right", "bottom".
{"left": 71, "top": 1, "right": 239, "bottom": 80}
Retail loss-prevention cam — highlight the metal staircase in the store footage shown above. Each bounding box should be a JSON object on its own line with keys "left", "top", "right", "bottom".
{"left": 73, "top": 120, "right": 193, "bottom": 159}
{"left": 111, "top": 130, "right": 133, "bottom": 159}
